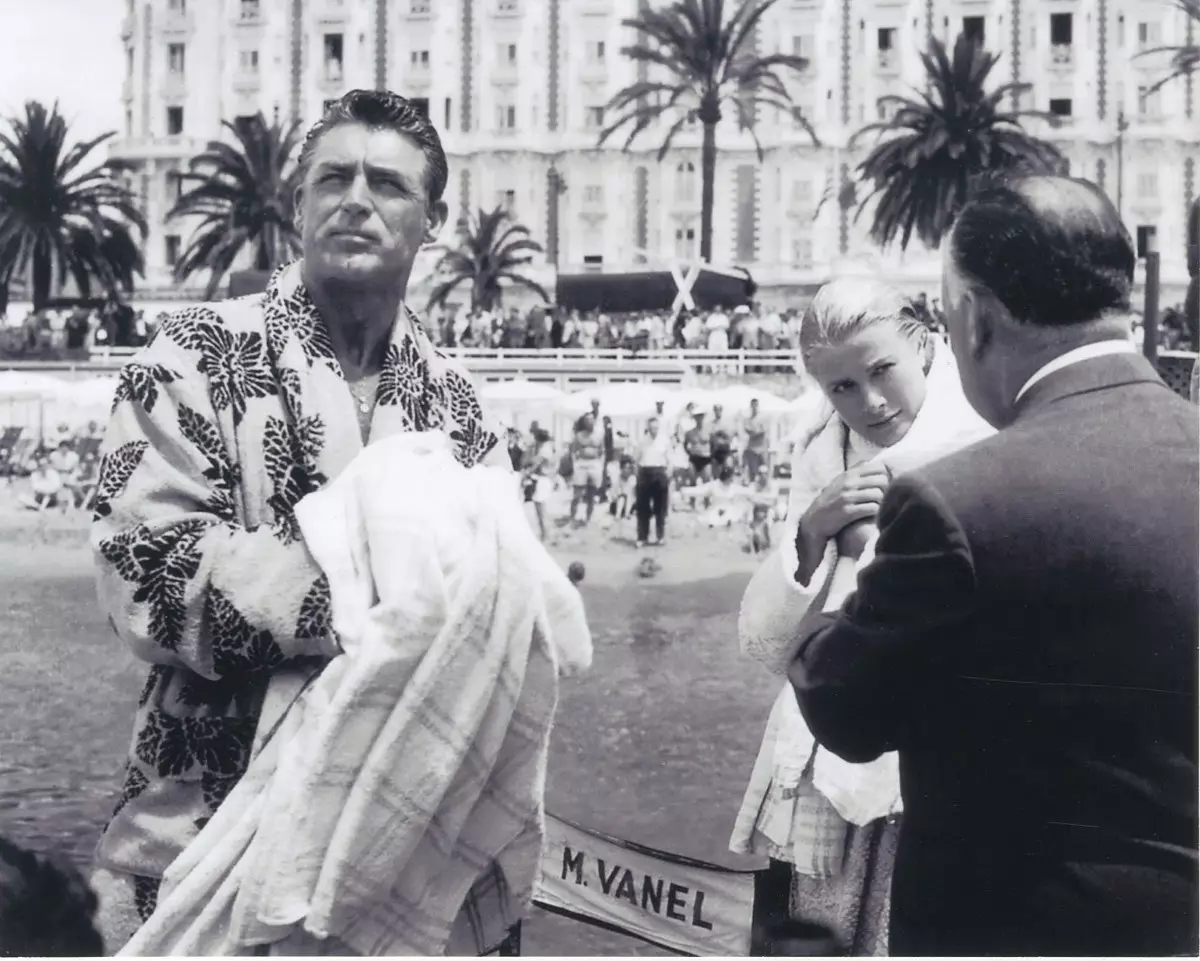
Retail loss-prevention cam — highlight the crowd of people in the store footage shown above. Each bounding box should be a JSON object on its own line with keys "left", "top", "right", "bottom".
{"left": 505, "top": 395, "right": 788, "bottom": 551}
{"left": 1, "top": 89, "right": 1196, "bottom": 958}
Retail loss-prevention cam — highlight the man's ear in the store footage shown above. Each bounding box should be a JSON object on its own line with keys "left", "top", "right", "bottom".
{"left": 424, "top": 200, "right": 449, "bottom": 245}
{"left": 964, "top": 288, "right": 995, "bottom": 361}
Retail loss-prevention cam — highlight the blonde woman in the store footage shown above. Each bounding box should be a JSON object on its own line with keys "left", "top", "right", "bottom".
{"left": 731, "top": 278, "right": 993, "bottom": 955}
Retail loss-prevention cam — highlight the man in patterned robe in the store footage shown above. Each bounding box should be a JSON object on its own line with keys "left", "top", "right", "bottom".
{"left": 90, "top": 89, "right": 506, "bottom": 945}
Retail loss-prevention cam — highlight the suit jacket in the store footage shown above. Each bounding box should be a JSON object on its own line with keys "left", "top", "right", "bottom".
{"left": 790, "top": 353, "right": 1199, "bottom": 956}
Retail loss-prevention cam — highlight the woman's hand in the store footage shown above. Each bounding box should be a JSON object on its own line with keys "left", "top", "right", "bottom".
{"left": 801, "top": 464, "right": 891, "bottom": 543}
{"left": 836, "top": 518, "right": 878, "bottom": 560}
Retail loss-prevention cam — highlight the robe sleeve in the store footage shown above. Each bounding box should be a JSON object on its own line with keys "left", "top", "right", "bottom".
{"left": 92, "top": 332, "right": 340, "bottom": 681}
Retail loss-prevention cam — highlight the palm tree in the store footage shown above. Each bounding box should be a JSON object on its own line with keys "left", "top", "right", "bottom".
{"left": 426, "top": 206, "right": 548, "bottom": 311}
{"left": 1135, "top": 0, "right": 1199, "bottom": 95}
{"left": 851, "top": 33, "right": 1065, "bottom": 251}
{"left": 598, "top": 0, "right": 815, "bottom": 264}
{"left": 0, "top": 101, "right": 146, "bottom": 310}
{"left": 168, "top": 112, "right": 302, "bottom": 299}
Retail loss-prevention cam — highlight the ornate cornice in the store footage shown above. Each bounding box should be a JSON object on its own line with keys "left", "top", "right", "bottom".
{"left": 374, "top": 0, "right": 387, "bottom": 90}
{"left": 290, "top": 0, "right": 303, "bottom": 122}
{"left": 1097, "top": 0, "right": 1107, "bottom": 120}
{"left": 1187, "top": 15, "right": 1195, "bottom": 119}
{"left": 460, "top": 168, "right": 471, "bottom": 223}
{"left": 1011, "top": 0, "right": 1021, "bottom": 111}
{"left": 840, "top": 0, "right": 851, "bottom": 126}
{"left": 838, "top": 161, "right": 850, "bottom": 255}
{"left": 142, "top": 3, "right": 151, "bottom": 134}
{"left": 548, "top": 0, "right": 561, "bottom": 132}
{"left": 461, "top": 0, "right": 474, "bottom": 132}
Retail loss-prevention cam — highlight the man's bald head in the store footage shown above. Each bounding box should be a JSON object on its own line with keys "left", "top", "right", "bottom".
{"left": 948, "top": 175, "right": 1136, "bottom": 328}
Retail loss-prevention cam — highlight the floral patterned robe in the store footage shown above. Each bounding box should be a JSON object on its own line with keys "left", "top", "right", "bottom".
{"left": 91, "top": 261, "right": 501, "bottom": 925}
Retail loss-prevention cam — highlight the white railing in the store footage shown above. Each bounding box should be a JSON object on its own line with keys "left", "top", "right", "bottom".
{"left": 83, "top": 346, "right": 801, "bottom": 374}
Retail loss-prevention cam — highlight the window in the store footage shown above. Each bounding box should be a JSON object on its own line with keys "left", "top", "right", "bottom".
{"left": 323, "top": 34, "right": 344, "bottom": 81}
{"left": 239, "top": 49, "right": 259, "bottom": 73}
{"left": 1049, "top": 98, "right": 1073, "bottom": 118}
{"left": 585, "top": 105, "right": 604, "bottom": 129}
{"left": 167, "top": 170, "right": 185, "bottom": 201}
{"left": 583, "top": 184, "right": 603, "bottom": 205}
{"left": 877, "top": 27, "right": 894, "bottom": 50}
{"left": 1050, "top": 12, "right": 1073, "bottom": 45}
{"left": 1137, "top": 21, "right": 1162, "bottom": 50}
{"left": 582, "top": 254, "right": 603, "bottom": 267}
{"left": 168, "top": 0, "right": 186, "bottom": 12}
{"left": 587, "top": 40, "right": 605, "bottom": 63}
{"left": 1137, "top": 171, "right": 1159, "bottom": 200}
{"left": 963, "top": 16, "right": 985, "bottom": 45}
{"left": 674, "top": 226, "right": 696, "bottom": 260}
{"left": 166, "top": 105, "right": 184, "bottom": 134}
{"left": 1117, "top": 14, "right": 1126, "bottom": 47}
{"left": 410, "top": 49, "right": 430, "bottom": 68}
{"left": 504, "top": 43, "right": 517, "bottom": 63}
{"left": 496, "top": 102, "right": 517, "bottom": 129}
{"left": 444, "top": 97, "right": 452, "bottom": 129}
{"left": 791, "top": 235, "right": 813, "bottom": 269}
{"left": 165, "top": 234, "right": 181, "bottom": 267}
{"left": 496, "top": 0, "right": 519, "bottom": 11}
{"left": 239, "top": 0, "right": 260, "bottom": 19}
{"left": 409, "top": 0, "right": 431, "bottom": 13}
{"left": 792, "top": 35, "right": 814, "bottom": 58}
{"left": 790, "top": 179, "right": 813, "bottom": 210}
{"left": 1136, "top": 225, "right": 1156, "bottom": 258}
{"left": 168, "top": 43, "right": 185, "bottom": 74}
{"left": 1139, "top": 85, "right": 1162, "bottom": 117}
{"left": 675, "top": 161, "right": 697, "bottom": 202}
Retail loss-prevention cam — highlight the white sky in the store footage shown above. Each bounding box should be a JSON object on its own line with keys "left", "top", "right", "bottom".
{"left": 0, "top": 0, "right": 124, "bottom": 140}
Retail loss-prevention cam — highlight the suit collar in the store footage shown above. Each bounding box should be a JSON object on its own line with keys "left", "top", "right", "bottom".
{"left": 1014, "top": 351, "right": 1168, "bottom": 418}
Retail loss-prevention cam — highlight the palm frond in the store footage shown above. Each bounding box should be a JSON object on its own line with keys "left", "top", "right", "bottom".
{"left": 427, "top": 205, "right": 546, "bottom": 312}
{"left": 850, "top": 32, "right": 1064, "bottom": 250}
{"left": 0, "top": 100, "right": 145, "bottom": 308}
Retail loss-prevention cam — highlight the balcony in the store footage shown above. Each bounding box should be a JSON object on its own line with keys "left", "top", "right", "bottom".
{"left": 317, "top": 60, "right": 346, "bottom": 90}
{"left": 580, "top": 59, "right": 607, "bottom": 82}
{"left": 1050, "top": 44, "right": 1075, "bottom": 68}
{"left": 876, "top": 48, "right": 898, "bottom": 73}
{"left": 232, "top": 71, "right": 261, "bottom": 93}
{"left": 163, "top": 72, "right": 187, "bottom": 99}
{"left": 161, "top": 9, "right": 194, "bottom": 37}
{"left": 490, "top": 61, "right": 519, "bottom": 85}
{"left": 406, "top": 0, "right": 432, "bottom": 17}
{"left": 314, "top": 0, "right": 350, "bottom": 26}
{"left": 107, "top": 135, "right": 205, "bottom": 162}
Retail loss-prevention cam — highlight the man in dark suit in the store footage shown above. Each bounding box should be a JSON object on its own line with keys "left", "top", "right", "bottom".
{"left": 789, "top": 177, "right": 1198, "bottom": 956}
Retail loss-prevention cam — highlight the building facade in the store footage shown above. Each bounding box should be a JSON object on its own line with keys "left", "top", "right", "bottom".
{"left": 111, "top": 0, "right": 1197, "bottom": 307}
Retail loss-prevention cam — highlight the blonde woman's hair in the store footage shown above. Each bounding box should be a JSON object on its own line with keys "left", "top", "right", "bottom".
{"left": 799, "top": 277, "right": 930, "bottom": 365}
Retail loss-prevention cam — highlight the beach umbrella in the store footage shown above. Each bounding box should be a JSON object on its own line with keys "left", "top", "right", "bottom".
{"left": 64, "top": 377, "right": 119, "bottom": 410}
{"left": 557, "top": 382, "right": 662, "bottom": 418}
{"left": 710, "top": 384, "right": 792, "bottom": 414}
{"left": 0, "top": 371, "right": 68, "bottom": 399}
{"left": 480, "top": 380, "right": 564, "bottom": 403}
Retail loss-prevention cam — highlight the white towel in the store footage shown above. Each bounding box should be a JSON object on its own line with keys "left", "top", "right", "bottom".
{"left": 121, "top": 431, "right": 592, "bottom": 956}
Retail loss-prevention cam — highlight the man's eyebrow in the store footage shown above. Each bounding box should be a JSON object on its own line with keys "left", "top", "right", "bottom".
{"left": 312, "top": 159, "right": 414, "bottom": 182}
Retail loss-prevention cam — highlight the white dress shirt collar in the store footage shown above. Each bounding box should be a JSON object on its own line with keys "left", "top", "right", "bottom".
{"left": 1014, "top": 339, "right": 1137, "bottom": 405}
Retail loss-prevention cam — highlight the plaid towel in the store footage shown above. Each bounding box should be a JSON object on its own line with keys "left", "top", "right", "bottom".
{"left": 121, "top": 433, "right": 592, "bottom": 956}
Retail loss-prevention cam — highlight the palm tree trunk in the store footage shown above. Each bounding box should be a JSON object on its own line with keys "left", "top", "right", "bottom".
{"left": 32, "top": 251, "right": 52, "bottom": 312}
{"left": 699, "top": 120, "right": 717, "bottom": 263}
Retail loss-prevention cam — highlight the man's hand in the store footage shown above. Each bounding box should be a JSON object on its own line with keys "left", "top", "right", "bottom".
{"left": 801, "top": 464, "right": 891, "bottom": 542}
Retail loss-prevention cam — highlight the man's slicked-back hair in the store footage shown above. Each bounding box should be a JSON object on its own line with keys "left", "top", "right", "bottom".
{"left": 949, "top": 175, "right": 1136, "bottom": 327}
{"left": 297, "top": 89, "right": 449, "bottom": 204}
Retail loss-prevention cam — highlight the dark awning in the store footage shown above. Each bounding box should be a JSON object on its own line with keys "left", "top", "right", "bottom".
{"left": 555, "top": 265, "right": 756, "bottom": 313}
{"left": 227, "top": 270, "right": 273, "bottom": 298}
